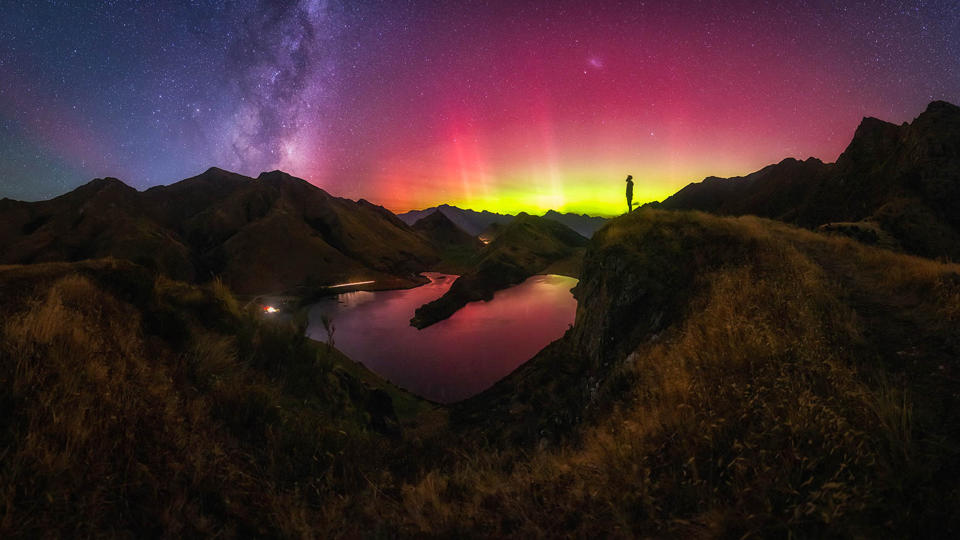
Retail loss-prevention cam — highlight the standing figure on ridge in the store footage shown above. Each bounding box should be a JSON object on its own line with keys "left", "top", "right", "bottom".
{"left": 625, "top": 174, "right": 634, "bottom": 213}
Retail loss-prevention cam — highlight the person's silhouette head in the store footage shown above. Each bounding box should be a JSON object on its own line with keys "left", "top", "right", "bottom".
{"left": 626, "top": 175, "right": 633, "bottom": 181}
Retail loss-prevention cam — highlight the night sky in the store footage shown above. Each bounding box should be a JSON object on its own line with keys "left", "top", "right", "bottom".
{"left": 1, "top": 1, "right": 958, "bottom": 215}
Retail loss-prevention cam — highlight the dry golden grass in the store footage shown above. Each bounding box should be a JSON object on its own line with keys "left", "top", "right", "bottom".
{"left": 2, "top": 210, "right": 959, "bottom": 537}
{"left": 0, "top": 261, "right": 415, "bottom": 537}
{"left": 385, "top": 210, "right": 960, "bottom": 538}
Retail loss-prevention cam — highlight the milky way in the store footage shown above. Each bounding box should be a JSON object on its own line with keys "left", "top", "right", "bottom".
{"left": 1, "top": 1, "right": 959, "bottom": 214}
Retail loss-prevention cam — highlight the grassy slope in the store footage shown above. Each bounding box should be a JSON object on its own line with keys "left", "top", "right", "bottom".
{"left": 0, "top": 259, "right": 433, "bottom": 537}
{"left": 410, "top": 215, "right": 587, "bottom": 328}
{"left": 3, "top": 209, "right": 960, "bottom": 537}
{"left": 395, "top": 209, "right": 960, "bottom": 537}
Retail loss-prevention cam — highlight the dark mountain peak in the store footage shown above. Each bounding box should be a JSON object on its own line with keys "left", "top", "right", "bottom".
{"left": 194, "top": 167, "right": 251, "bottom": 183}
{"left": 257, "top": 169, "right": 297, "bottom": 183}
{"left": 769, "top": 156, "right": 827, "bottom": 172}
{"left": 412, "top": 210, "right": 480, "bottom": 251}
{"left": 848, "top": 116, "right": 901, "bottom": 148}
{"left": 857, "top": 115, "right": 898, "bottom": 130}
{"left": 398, "top": 205, "right": 516, "bottom": 235}
{"left": 909, "top": 100, "right": 960, "bottom": 132}
{"left": 837, "top": 116, "right": 902, "bottom": 166}
{"left": 540, "top": 209, "right": 609, "bottom": 237}
{"left": 142, "top": 168, "right": 251, "bottom": 199}
{"left": 57, "top": 177, "right": 138, "bottom": 204}
{"left": 174, "top": 167, "right": 250, "bottom": 188}
{"left": 256, "top": 170, "right": 316, "bottom": 189}
{"left": 924, "top": 100, "right": 960, "bottom": 116}
{"left": 414, "top": 209, "right": 455, "bottom": 227}
{"left": 84, "top": 177, "right": 131, "bottom": 191}
{"left": 255, "top": 170, "right": 327, "bottom": 199}
{"left": 884, "top": 99, "right": 960, "bottom": 164}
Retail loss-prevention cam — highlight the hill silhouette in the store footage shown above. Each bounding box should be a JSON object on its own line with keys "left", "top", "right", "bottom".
{"left": 0, "top": 168, "right": 439, "bottom": 294}
{"left": 657, "top": 100, "right": 960, "bottom": 260}
{"left": 411, "top": 214, "right": 587, "bottom": 328}
{"left": 412, "top": 210, "right": 483, "bottom": 251}
{"left": 398, "top": 204, "right": 514, "bottom": 236}
{"left": 542, "top": 209, "right": 608, "bottom": 237}
{"left": 398, "top": 204, "right": 608, "bottom": 238}
{"left": 411, "top": 210, "right": 485, "bottom": 274}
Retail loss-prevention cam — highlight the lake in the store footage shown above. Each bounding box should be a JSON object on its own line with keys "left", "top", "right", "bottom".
{"left": 306, "top": 273, "right": 578, "bottom": 403}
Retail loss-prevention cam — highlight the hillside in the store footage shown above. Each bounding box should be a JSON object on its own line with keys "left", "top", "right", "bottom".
{"left": 410, "top": 214, "right": 588, "bottom": 328}
{"left": 415, "top": 209, "right": 960, "bottom": 537}
{"left": 0, "top": 178, "right": 196, "bottom": 280}
{"left": 658, "top": 100, "right": 960, "bottom": 260}
{"left": 412, "top": 210, "right": 485, "bottom": 274}
{"left": 0, "top": 258, "right": 433, "bottom": 537}
{"left": 2, "top": 211, "right": 960, "bottom": 536}
{"left": 0, "top": 168, "right": 439, "bottom": 294}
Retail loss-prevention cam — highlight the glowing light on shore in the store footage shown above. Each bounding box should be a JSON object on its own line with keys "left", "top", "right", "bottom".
{"left": 328, "top": 280, "right": 376, "bottom": 289}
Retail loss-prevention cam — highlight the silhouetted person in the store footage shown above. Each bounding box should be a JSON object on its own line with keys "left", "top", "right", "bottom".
{"left": 625, "top": 175, "right": 634, "bottom": 213}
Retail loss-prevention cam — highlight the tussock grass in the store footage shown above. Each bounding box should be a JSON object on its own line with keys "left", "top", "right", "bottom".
{"left": 0, "top": 260, "right": 417, "bottom": 537}
{"left": 2, "top": 209, "right": 960, "bottom": 537}
{"left": 388, "top": 210, "right": 960, "bottom": 538}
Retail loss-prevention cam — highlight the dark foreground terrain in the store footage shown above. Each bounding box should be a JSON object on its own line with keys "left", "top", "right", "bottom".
{"left": 2, "top": 207, "right": 959, "bottom": 537}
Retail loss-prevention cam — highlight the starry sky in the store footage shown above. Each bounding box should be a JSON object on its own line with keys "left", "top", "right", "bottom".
{"left": 1, "top": 1, "right": 958, "bottom": 215}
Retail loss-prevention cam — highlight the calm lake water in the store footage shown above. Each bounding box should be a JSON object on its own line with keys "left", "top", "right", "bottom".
{"left": 306, "top": 273, "right": 578, "bottom": 403}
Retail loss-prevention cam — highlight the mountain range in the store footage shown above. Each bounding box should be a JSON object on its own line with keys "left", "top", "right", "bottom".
{"left": 0, "top": 168, "right": 438, "bottom": 295}
{"left": 653, "top": 100, "right": 960, "bottom": 260}
{"left": 397, "top": 204, "right": 608, "bottom": 238}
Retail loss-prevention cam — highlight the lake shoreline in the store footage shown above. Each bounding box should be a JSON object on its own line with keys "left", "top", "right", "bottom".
{"left": 304, "top": 273, "right": 579, "bottom": 403}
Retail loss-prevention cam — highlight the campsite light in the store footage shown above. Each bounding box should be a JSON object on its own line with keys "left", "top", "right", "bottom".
{"left": 263, "top": 306, "right": 279, "bottom": 313}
